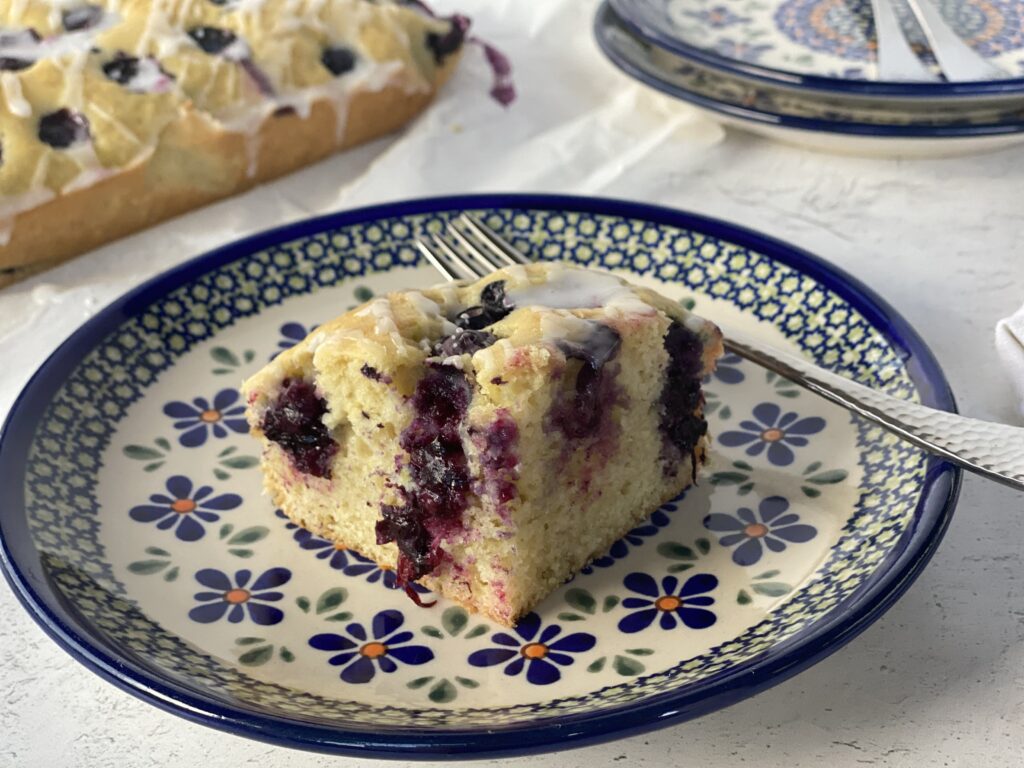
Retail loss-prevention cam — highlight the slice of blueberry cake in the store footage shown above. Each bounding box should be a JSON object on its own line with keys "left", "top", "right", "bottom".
{"left": 243, "top": 263, "right": 723, "bottom": 626}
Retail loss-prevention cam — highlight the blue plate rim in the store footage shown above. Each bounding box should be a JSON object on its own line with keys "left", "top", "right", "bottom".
{"left": 0, "top": 193, "right": 961, "bottom": 759}
{"left": 595, "top": 2, "right": 1024, "bottom": 140}
{"left": 608, "top": 0, "right": 1024, "bottom": 99}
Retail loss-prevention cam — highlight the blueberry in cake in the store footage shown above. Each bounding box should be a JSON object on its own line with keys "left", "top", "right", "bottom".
{"left": 243, "top": 263, "right": 723, "bottom": 626}
{"left": 0, "top": 0, "right": 488, "bottom": 274}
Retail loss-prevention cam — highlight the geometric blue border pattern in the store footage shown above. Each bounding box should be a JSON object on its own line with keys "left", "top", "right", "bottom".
{"left": 0, "top": 195, "right": 960, "bottom": 758}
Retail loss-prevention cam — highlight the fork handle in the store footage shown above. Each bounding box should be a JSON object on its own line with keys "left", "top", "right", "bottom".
{"left": 904, "top": 0, "right": 1008, "bottom": 81}
{"left": 725, "top": 329, "right": 1024, "bottom": 491}
{"left": 868, "top": 0, "right": 938, "bottom": 81}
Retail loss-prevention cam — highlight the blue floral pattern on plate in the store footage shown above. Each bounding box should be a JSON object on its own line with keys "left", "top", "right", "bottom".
{"left": 189, "top": 567, "right": 291, "bottom": 625}
{"left": 129, "top": 476, "right": 242, "bottom": 542}
{"left": 162, "top": 389, "right": 248, "bottom": 447}
{"left": 718, "top": 403, "right": 825, "bottom": 466}
{"left": 0, "top": 197, "right": 956, "bottom": 757}
{"left": 309, "top": 609, "right": 433, "bottom": 684}
{"left": 704, "top": 496, "right": 817, "bottom": 566}
{"left": 468, "top": 613, "right": 597, "bottom": 685}
{"left": 618, "top": 573, "right": 718, "bottom": 632}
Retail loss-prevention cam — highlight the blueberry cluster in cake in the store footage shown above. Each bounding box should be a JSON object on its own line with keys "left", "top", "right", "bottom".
{"left": 0, "top": 1, "right": 477, "bottom": 266}
{"left": 244, "top": 263, "right": 723, "bottom": 625}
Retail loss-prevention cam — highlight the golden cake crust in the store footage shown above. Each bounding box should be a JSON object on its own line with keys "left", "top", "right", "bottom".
{"left": 0, "top": 0, "right": 464, "bottom": 274}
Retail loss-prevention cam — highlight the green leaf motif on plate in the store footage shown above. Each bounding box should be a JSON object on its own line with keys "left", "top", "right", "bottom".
{"left": 127, "top": 559, "right": 168, "bottom": 575}
{"left": 441, "top": 607, "right": 469, "bottom": 636}
{"left": 429, "top": 679, "right": 457, "bottom": 703}
{"left": 751, "top": 582, "right": 792, "bottom": 597}
{"left": 123, "top": 439, "right": 170, "bottom": 471}
{"left": 658, "top": 538, "right": 711, "bottom": 572}
{"left": 238, "top": 645, "right": 273, "bottom": 666}
{"left": 316, "top": 587, "right": 348, "bottom": 615}
{"left": 210, "top": 346, "right": 255, "bottom": 375}
{"left": 565, "top": 588, "right": 596, "bottom": 615}
{"left": 612, "top": 655, "right": 644, "bottom": 676}
{"left": 228, "top": 527, "right": 269, "bottom": 546}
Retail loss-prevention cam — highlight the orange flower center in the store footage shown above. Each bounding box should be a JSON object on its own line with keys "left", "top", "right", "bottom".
{"left": 360, "top": 642, "right": 388, "bottom": 659}
{"left": 654, "top": 595, "right": 683, "bottom": 612}
{"left": 170, "top": 498, "right": 196, "bottom": 514}
{"left": 199, "top": 409, "right": 222, "bottom": 423}
{"left": 224, "top": 588, "right": 250, "bottom": 604}
{"left": 744, "top": 523, "right": 769, "bottom": 538}
{"left": 521, "top": 642, "right": 549, "bottom": 660}
{"left": 760, "top": 428, "right": 784, "bottom": 442}
{"left": 333, "top": 542, "right": 347, "bottom": 551}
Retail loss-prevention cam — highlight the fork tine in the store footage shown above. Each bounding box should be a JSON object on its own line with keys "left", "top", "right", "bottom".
{"left": 451, "top": 218, "right": 517, "bottom": 269}
{"left": 446, "top": 221, "right": 508, "bottom": 273}
{"left": 415, "top": 240, "right": 460, "bottom": 282}
{"left": 458, "top": 214, "right": 531, "bottom": 265}
{"left": 431, "top": 234, "right": 486, "bottom": 280}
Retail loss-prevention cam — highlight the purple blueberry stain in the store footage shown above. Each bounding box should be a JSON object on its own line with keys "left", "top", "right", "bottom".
{"left": 261, "top": 378, "right": 338, "bottom": 478}
{"left": 376, "top": 365, "right": 472, "bottom": 590}
{"left": 188, "top": 26, "right": 239, "bottom": 55}
{"left": 38, "top": 109, "right": 90, "bottom": 149}
{"left": 658, "top": 322, "right": 708, "bottom": 478}
{"left": 476, "top": 410, "right": 519, "bottom": 506}
{"left": 186, "top": 26, "right": 274, "bottom": 97}
{"left": 102, "top": 52, "right": 174, "bottom": 93}
{"left": 321, "top": 45, "right": 357, "bottom": 76}
{"left": 0, "top": 29, "right": 41, "bottom": 72}
{"left": 360, "top": 364, "right": 392, "bottom": 384}
{"left": 426, "top": 15, "right": 468, "bottom": 64}
{"left": 452, "top": 279, "right": 512, "bottom": 331}
{"left": 432, "top": 328, "right": 497, "bottom": 357}
{"left": 547, "top": 324, "right": 622, "bottom": 440}
{"left": 62, "top": 5, "right": 104, "bottom": 31}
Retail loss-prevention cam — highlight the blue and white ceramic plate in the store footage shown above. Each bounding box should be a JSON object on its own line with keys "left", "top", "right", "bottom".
{"left": 610, "top": 0, "right": 1024, "bottom": 98}
{"left": 0, "top": 195, "right": 959, "bottom": 758}
{"left": 596, "top": 2, "right": 1024, "bottom": 154}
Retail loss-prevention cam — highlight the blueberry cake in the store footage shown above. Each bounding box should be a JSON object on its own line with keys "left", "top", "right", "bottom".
{"left": 243, "top": 263, "right": 723, "bottom": 625}
{"left": 0, "top": 0, "right": 471, "bottom": 274}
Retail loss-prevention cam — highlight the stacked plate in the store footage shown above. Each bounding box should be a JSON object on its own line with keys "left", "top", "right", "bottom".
{"left": 595, "top": 0, "right": 1024, "bottom": 154}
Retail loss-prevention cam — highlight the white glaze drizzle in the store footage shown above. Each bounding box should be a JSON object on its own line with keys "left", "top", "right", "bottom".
{"left": 87, "top": 100, "right": 143, "bottom": 149}
{"left": 124, "top": 57, "right": 174, "bottom": 94}
{"left": 355, "top": 297, "right": 406, "bottom": 349}
{"left": 61, "top": 142, "right": 116, "bottom": 193}
{"left": 0, "top": 0, "right": 447, "bottom": 239}
{"left": 538, "top": 311, "right": 601, "bottom": 345}
{"left": 405, "top": 290, "right": 457, "bottom": 334}
{"left": 507, "top": 265, "right": 655, "bottom": 316}
{"left": 1, "top": 72, "right": 31, "bottom": 117}
{"left": 0, "top": 10, "right": 120, "bottom": 64}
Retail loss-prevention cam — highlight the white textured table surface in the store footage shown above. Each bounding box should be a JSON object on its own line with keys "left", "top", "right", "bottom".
{"left": 3, "top": 2, "right": 1024, "bottom": 766}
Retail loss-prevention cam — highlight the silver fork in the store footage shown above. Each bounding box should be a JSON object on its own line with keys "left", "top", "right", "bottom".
{"left": 871, "top": 0, "right": 1007, "bottom": 82}
{"left": 904, "top": 0, "right": 1008, "bottom": 81}
{"left": 869, "top": 0, "right": 939, "bottom": 82}
{"left": 417, "top": 214, "right": 1024, "bottom": 492}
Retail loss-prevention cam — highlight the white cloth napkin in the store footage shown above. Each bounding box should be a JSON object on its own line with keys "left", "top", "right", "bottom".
{"left": 996, "top": 303, "right": 1024, "bottom": 418}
